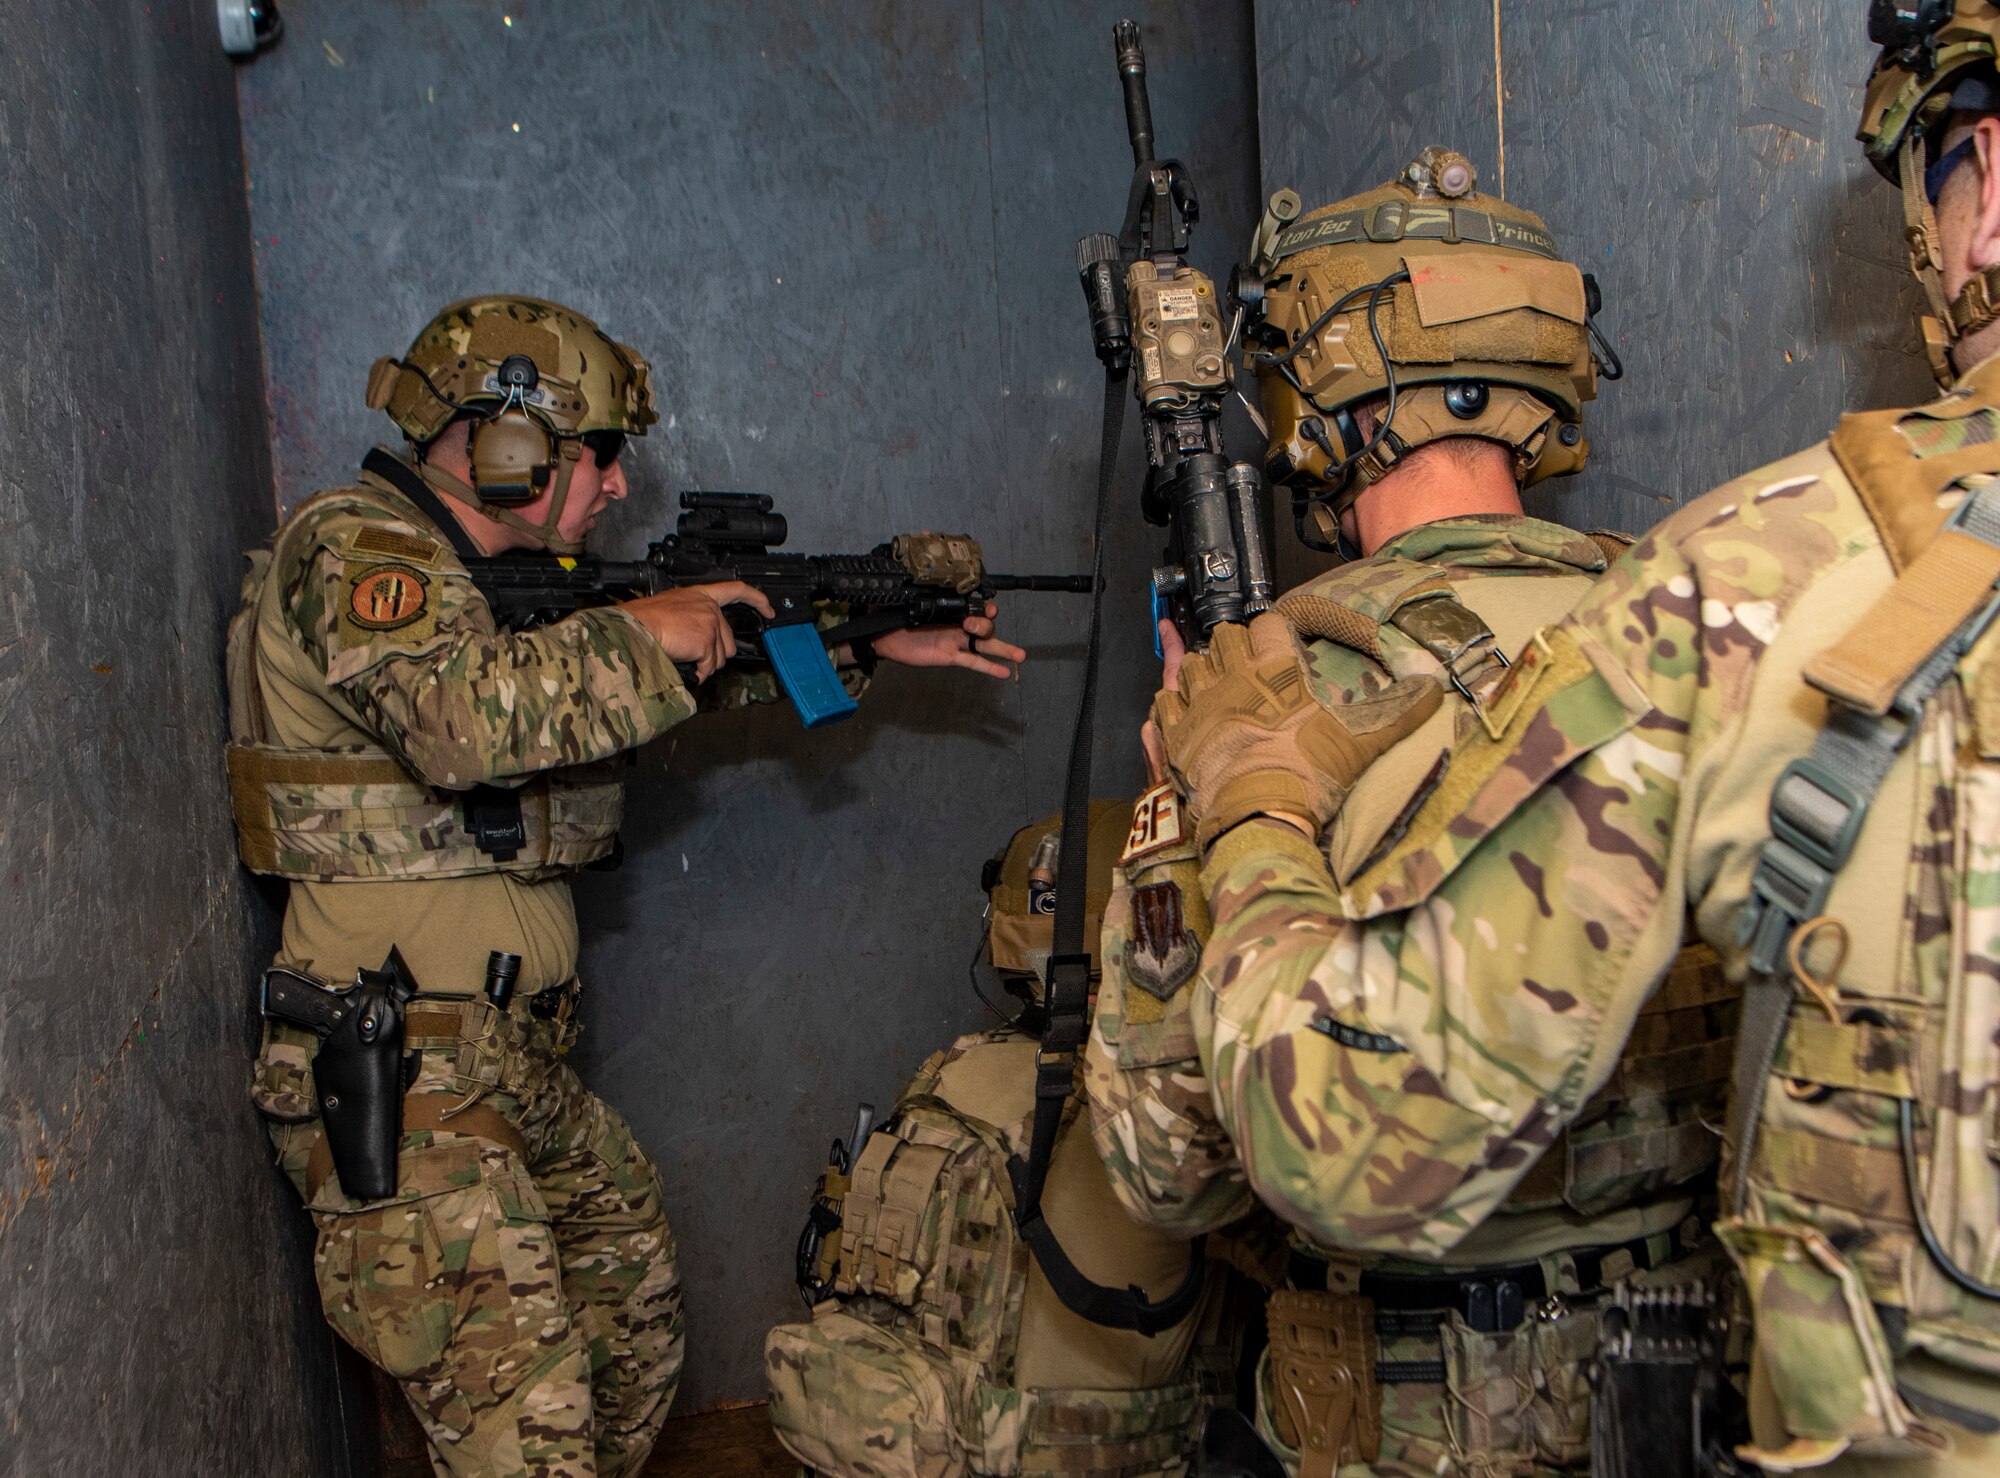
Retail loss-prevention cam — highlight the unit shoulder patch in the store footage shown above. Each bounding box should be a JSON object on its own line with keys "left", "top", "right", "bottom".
{"left": 1123, "top": 783, "right": 1185, "bottom": 864}
{"left": 347, "top": 563, "right": 432, "bottom": 631}
{"left": 1123, "top": 880, "right": 1201, "bottom": 1001}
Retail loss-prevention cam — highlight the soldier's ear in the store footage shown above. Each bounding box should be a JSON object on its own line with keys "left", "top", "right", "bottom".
{"left": 1970, "top": 117, "right": 2000, "bottom": 273}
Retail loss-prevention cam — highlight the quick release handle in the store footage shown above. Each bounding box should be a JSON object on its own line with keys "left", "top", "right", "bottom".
{"left": 1114, "top": 20, "right": 1154, "bottom": 168}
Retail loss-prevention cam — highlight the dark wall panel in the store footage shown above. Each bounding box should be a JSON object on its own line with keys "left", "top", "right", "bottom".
{"left": 237, "top": 0, "right": 1258, "bottom": 1408}
{"left": 1256, "top": 0, "right": 1933, "bottom": 538}
{"left": 0, "top": 3, "right": 349, "bottom": 1475}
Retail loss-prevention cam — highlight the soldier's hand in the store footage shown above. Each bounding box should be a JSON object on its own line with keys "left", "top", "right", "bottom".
{"left": 620, "top": 582, "right": 776, "bottom": 682}
{"left": 871, "top": 601, "right": 1024, "bottom": 679}
{"left": 1152, "top": 611, "right": 1442, "bottom": 851}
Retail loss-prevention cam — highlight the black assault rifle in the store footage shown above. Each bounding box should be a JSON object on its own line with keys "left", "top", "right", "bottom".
{"left": 1076, "top": 19, "right": 1274, "bottom": 644}
{"left": 463, "top": 490, "right": 1093, "bottom": 727}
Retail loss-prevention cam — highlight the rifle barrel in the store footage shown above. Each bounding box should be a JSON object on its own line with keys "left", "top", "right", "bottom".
{"left": 988, "top": 574, "right": 1096, "bottom": 593}
{"left": 1113, "top": 19, "right": 1154, "bottom": 168}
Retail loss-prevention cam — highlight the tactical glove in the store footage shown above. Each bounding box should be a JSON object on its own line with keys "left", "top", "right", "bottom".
{"left": 1152, "top": 612, "right": 1443, "bottom": 851}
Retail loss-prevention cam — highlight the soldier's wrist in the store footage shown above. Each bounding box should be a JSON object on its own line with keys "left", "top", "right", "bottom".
{"left": 1198, "top": 774, "right": 1323, "bottom": 852}
{"left": 1203, "top": 814, "right": 1328, "bottom": 890}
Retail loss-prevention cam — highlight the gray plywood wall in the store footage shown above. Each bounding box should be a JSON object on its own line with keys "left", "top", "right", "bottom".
{"left": 235, "top": 0, "right": 1259, "bottom": 1409}
{"left": 1257, "top": 0, "right": 1935, "bottom": 542}
{"left": 0, "top": 3, "right": 350, "bottom": 1474}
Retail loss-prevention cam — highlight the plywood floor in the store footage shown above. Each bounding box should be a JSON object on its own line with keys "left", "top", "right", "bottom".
{"left": 645, "top": 1402, "right": 797, "bottom": 1476}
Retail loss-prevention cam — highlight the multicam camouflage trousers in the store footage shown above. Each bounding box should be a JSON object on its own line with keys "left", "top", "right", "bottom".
{"left": 262, "top": 1006, "right": 682, "bottom": 1478}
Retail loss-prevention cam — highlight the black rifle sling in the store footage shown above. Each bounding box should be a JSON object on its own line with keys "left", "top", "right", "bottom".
{"left": 1005, "top": 368, "right": 1206, "bottom": 1337}
{"left": 361, "top": 447, "right": 485, "bottom": 562}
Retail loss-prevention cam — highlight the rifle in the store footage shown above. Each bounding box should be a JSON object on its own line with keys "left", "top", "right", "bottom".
{"left": 1075, "top": 18, "right": 1274, "bottom": 645}
{"left": 999, "top": 19, "right": 1239, "bottom": 1343}
{"left": 463, "top": 490, "right": 1092, "bottom": 727}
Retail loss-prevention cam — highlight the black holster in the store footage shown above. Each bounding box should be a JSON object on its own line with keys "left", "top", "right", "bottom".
{"left": 311, "top": 952, "right": 416, "bottom": 1200}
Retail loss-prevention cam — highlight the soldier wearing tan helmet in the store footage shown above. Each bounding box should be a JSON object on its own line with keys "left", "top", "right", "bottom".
{"left": 764, "top": 802, "right": 1248, "bottom": 1478}
{"left": 226, "top": 295, "right": 1025, "bottom": 1477}
{"left": 1124, "top": 5, "right": 2000, "bottom": 1474}
{"left": 1082, "top": 153, "right": 1732, "bottom": 1476}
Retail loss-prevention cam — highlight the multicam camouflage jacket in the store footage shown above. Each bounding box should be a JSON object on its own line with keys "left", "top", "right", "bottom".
{"left": 1083, "top": 515, "right": 1628, "bottom": 1239}
{"left": 1189, "top": 360, "right": 2000, "bottom": 1461}
{"left": 225, "top": 466, "right": 700, "bottom": 880}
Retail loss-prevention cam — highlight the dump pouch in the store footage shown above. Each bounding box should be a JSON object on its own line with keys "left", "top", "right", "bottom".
{"left": 311, "top": 952, "right": 417, "bottom": 1201}
{"left": 1717, "top": 1219, "right": 1943, "bottom": 1469}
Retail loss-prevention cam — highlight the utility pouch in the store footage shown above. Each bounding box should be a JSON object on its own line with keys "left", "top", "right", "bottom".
{"left": 1589, "top": 1280, "right": 1723, "bottom": 1478}
{"left": 1265, "top": 1288, "right": 1381, "bottom": 1477}
{"left": 1716, "top": 1219, "right": 1943, "bottom": 1469}
{"left": 302, "top": 952, "right": 417, "bottom": 1201}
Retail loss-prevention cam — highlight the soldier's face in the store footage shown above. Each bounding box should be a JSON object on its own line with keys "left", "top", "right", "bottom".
{"left": 549, "top": 445, "right": 628, "bottom": 546}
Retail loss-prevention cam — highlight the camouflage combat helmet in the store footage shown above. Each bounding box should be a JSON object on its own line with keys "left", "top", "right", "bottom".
{"left": 1241, "top": 149, "right": 1606, "bottom": 546}
{"left": 1860, "top": 0, "right": 2000, "bottom": 384}
{"left": 364, "top": 295, "right": 658, "bottom": 554}
{"left": 980, "top": 800, "right": 1129, "bottom": 1009}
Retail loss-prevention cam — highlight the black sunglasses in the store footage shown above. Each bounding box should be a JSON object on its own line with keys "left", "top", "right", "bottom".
{"left": 580, "top": 431, "right": 626, "bottom": 468}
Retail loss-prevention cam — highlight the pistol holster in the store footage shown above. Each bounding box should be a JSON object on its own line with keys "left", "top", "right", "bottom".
{"left": 312, "top": 949, "right": 418, "bottom": 1200}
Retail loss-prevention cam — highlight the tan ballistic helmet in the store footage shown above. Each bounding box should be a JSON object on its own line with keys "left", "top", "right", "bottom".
{"left": 982, "top": 800, "right": 1129, "bottom": 1006}
{"left": 1247, "top": 149, "right": 1600, "bottom": 539}
{"left": 364, "top": 295, "right": 658, "bottom": 554}
{"left": 1859, "top": 0, "right": 2000, "bottom": 383}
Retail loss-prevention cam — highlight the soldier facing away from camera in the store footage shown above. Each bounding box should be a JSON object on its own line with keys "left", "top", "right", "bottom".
{"left": 1137, "top": 7, "right": 2000, "bottom": 1474}
{"left": 1086, "top": 151, "right": 1732, "bottom": 1476}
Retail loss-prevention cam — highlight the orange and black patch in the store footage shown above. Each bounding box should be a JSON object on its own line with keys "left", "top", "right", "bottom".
{"left": 347, "top": 563, "right": 431, "bottom": 630}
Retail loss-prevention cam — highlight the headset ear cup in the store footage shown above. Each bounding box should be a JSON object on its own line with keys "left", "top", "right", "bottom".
{"left": 469, "top": 409, "right": 555, "bottom": 506}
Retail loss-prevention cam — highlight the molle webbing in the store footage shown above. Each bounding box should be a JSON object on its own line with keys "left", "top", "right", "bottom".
{"left": 1272, "top": 201, "right": 1560, "bottom": 263}
{"left": 225, "top": 741, "right": 622, "bottom": 882}
{"left": 1506, "top": 939, "right": 1737, "bottom": 1216}
{"left": 1729, "top": 471, "right": 2000, "bottom": 1215}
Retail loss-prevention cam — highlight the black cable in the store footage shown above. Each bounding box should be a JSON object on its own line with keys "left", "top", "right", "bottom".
{"left": 1283, "top": 273, "right": 1407, "bottom": 550}
{"left": 1588, "top": 317, "right": 1625, "bottom": 381}
{"left": 1899, "top": 1097, "right": 2000, "bottom": 1301}
{"left": 966, "top": 925, "right": 1030, "bottom": 1030}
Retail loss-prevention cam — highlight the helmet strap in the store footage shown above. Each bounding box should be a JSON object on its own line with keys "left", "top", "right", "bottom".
{"left": 415, "top": 442, "right": 588, "bottom": 557}
{"left": 1896, "top": 128, "right": 2000, "bottom": 385}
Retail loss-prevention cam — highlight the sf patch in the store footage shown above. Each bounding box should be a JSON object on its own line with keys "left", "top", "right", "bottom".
{"left": 1123, "top": 880, "right": 1201, "bottom": 1001}
{"left": 1123, "top": 783, "right": 1186, "bottom": 865}
{"left": 347, "top": 563, "right": 431, "bottom": 631}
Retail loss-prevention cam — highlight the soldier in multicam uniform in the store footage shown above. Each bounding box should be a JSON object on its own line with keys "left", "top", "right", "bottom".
{"left": 226, "top": 295, "right": 1025, "bottom": 1478}
{"left": 1085, "top": 157, "right": 1736, "bottom": 1477}
{"left": 1141, "top": 7, "right": 2000, "bottom": 1475}
{"left": 765, "top": 803, "right": 1241, "bottom": 1478}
